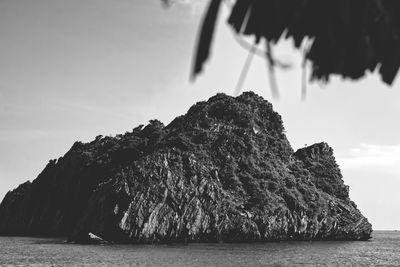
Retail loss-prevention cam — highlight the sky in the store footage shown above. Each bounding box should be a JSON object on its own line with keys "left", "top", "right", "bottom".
{"left": 0, "top": 0, "right": 399, "bottom": 230}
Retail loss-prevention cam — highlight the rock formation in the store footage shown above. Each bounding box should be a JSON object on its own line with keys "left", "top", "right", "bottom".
{"left": 0, "top": 92, "right": 372, "bottom": 243}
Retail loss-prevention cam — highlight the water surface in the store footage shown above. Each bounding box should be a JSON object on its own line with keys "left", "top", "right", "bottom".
{"left": 0, "top": 231, "right": 398, "bottom": 266}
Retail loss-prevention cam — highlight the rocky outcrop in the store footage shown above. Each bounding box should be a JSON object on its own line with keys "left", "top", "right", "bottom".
{"left": 0, "top": 92, "right": 372, "bottom": 243}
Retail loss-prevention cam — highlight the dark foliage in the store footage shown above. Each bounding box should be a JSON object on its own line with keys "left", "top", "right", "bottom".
{"left": 193, "top": 0, "right": 400, "bottom": 85}
{"left": 0, "top": 92, "right": 371, "bottom": 242}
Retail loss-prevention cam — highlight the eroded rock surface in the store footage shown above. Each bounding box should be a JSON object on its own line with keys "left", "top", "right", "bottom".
{"left": 0, "top": 92, "right": 372, "bottom": 242}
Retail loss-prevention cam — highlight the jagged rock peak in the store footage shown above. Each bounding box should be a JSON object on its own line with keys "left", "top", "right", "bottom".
{"left": 174, "top": 91, "right": 284, "bottom": 133}
{"left": 0, "top": 91, "right": 372, "bottom": 243}
{"left": 294, "top": 142, "right": 334, "bottom": 159}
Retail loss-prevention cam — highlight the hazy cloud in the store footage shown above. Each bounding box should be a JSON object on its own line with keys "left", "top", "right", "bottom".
{"left": 0, "top": 129, "right": 50, "bottom": 141}
{"left": 337, "top": 143, "right": 400, "bottom": 175}
{"left": 167, "top": 0, "right": 207, "bottom": 15}
{"left": 0, "top": 85, "right": 4, "bottom": 99}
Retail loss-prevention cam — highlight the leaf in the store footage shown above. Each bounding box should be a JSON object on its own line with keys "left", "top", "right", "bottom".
{"left": 191, "top": 0, "right": 222, "bottom": 80}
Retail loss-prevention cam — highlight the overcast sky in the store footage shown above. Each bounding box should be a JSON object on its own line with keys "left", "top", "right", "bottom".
{"left": 0, "top": 0, "right": 399, "bottom": 230}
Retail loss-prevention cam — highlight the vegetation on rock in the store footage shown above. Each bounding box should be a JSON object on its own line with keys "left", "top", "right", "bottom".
{"left": 0, "top": 92, "right": 372, "bottom": 243}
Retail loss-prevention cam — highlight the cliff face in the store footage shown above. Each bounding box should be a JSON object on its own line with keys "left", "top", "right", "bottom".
{"left": 0, "top": 92, "right": 372, "bottom": 242}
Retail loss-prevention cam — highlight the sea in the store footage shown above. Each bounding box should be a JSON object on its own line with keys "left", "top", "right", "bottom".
{"left": 0, "top": 231, "right": 399, "bottom": 266}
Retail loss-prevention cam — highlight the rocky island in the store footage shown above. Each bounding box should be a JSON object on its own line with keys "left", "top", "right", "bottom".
{"left": 0, "top": 92, "right": 372, "bottom": 243}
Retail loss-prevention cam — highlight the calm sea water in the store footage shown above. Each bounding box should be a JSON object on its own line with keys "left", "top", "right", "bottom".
{"left": 0, "top": 231, "right": 399, "bottom": 266}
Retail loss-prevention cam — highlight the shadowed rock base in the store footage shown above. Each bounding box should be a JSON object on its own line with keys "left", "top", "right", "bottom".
{"left": 0, "top": 92, "right": 372, "bottom": 243}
